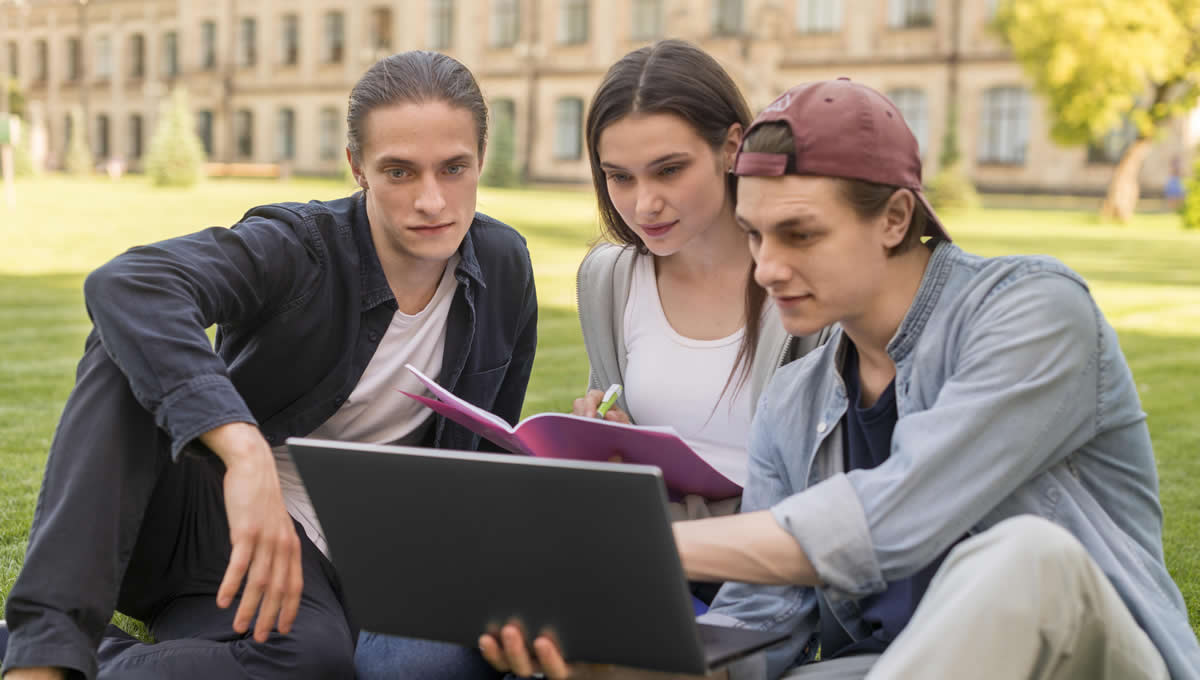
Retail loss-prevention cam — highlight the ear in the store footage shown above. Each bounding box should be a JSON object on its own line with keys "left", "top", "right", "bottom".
{"left": 880, "top": 188, "right": 916, "bottom": 249}
{"left": 346, "top": 147, "right": 368, "bottom": 190}
{"left": 722, "top": 122, "right": 744, "bottom": 173}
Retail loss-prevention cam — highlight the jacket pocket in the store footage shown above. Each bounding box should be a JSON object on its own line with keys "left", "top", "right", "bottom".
{"left": 455, "top": 359, "right": 511, "bottom": 412}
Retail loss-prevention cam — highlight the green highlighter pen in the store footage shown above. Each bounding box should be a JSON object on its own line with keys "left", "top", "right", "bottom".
{"left": 596, "top": 383, "right": 623, "bottom": 419}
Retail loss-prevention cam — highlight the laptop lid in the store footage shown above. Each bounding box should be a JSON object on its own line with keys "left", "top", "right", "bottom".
{"left": 288, "top": 437, "right": 717, "bottom": 674}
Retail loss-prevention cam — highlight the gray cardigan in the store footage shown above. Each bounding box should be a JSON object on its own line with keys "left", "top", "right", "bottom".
{"left": 576, "top": 242, "right": 831, "bottom": 421}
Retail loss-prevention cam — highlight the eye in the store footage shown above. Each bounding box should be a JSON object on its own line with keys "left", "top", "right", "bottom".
{"left": 659, "top": 165, "right": 682, "bottom": 177}
{"left": 607, "top": 172, "right": 632, "bottom": 184}
{"left": 445, "top": 164, "right": 467, "bottom": 176}
{"left": 387, "top": 168, "right": 409, "bottom": 179}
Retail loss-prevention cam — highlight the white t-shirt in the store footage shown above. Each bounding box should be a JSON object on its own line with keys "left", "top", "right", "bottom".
{"left": 622, "top": 255, "right": 764, "bottom": 488}
{"left": 272, "top": 255, "right": 461, "bottom": 556}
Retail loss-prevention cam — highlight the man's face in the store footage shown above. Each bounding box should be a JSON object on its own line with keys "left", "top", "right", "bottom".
{"left": 736, "top": 175, "right": 895, "bottom": 337}
{"left": 349, "top": 100, "right": 482, "bottom": 269}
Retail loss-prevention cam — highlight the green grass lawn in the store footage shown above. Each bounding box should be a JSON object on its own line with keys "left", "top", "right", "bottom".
{"left": 1, "top": 176, "right": 1198, "bottom": 639}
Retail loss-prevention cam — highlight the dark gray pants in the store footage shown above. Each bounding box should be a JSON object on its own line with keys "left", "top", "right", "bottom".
{"left": 2, "top": 334, "right": 356, "bottom": 680}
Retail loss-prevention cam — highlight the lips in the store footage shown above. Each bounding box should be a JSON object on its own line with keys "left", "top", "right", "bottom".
{"left": 409, "top": 223, "right": 453, "bottom": 233}
{"left": 773, "top": 294, "right": 812, "bottom": 309}
{"left": 639, "top": 220, "right": 678, "bottom": 238}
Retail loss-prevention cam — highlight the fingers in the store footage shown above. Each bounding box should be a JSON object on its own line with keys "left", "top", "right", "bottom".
{"left": 501, "top": 624, "right": 538, "bottom": 678}
{"left": 603, "top": 407, "right": 631, "bottom": 424}
{"left": 233, "top": 537, "right": 272, "bottom": 635}
{"left": 572, "top": 389, "right": 606, "bottom": 417}
{"left": 277, "top": 535, "right": 304, "bottom": 635}
{"left": 478, "top": 634, "right": 511, "bottom": 672}
{"left": 253, "top": 524, "right": 298, "bottom": 642}
{"left": 218, "top": 540, "right": 253, "bottom": 609}
{"left": 533, "top": 635, "right": 572, "bottom": 680}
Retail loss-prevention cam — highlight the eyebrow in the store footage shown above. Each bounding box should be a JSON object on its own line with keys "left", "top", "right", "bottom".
{"left": 599, "top": 152, "right": 692, "bottom": 172}
{"left": 735, "top": 215, "right": 816, "bottom": 232}
{"left": 375, "top": 153, "right": 474, "bottom": 168}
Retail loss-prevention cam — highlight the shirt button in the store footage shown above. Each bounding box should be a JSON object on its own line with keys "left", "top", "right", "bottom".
{"left": 334, "top": 394, "right": 346, "bottom": 406}
{"left": 817, "top": 422, "right": 827, "bottom": 433}
{"left": 368, "top": 331, "right": 380, "bottom": 343}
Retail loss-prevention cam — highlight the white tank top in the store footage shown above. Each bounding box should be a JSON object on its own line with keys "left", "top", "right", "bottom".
{"left": 621, "top": 255, "right": 759, "bottom": 487}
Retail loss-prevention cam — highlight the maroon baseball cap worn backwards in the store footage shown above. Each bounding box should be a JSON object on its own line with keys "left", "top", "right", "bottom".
{"left": 733, "top": 78, "right": 950, "bottom": 241}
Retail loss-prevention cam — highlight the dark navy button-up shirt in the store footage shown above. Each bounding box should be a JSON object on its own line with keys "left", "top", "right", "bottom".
{"left": 82, "top": 192, "right": 537, "bottom": 458}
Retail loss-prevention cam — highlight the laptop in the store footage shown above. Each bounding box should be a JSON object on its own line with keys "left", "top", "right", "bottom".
{"left": 287, "top": 437, "right": 789, "bottom": 675}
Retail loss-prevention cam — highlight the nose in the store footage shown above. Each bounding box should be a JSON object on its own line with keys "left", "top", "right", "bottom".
{"left": 753, "top": 236, "right": 788, "bottom": 291}
{"left": 634, "top": 185, "right": 663, "bottom": 220}
{"left": 414, "top": 175, "right": 446, "bottom": 218}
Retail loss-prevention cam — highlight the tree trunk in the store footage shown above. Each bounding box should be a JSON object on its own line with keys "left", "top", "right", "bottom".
{"left": 1100, "top": 138, "right": 1153, "bottom": 222}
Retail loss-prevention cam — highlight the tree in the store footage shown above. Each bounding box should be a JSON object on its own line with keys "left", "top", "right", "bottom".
{"left": 925, "top": 102, "right": 980, "bottom": 214}
{"left": 1181, "top": 154, "right": 1200, "bottom": 229}
{"left": 993, "top": 0, "right": 1200, "bottom": 221}
{"left": 65, "top": 106, "right": 92, "bottom": 176}
{"left": 481, "top": 104, "right": 519, "bottom": 188}
{"left": 145, "top": 88, "right": 207, "bottom": 187}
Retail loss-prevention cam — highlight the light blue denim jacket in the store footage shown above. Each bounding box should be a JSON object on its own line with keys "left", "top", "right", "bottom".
{"left": 701, "top": 241, "right": 1200, "bottom": 679}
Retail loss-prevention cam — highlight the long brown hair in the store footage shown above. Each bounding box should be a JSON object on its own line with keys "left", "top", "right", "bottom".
{"left": 585, "top": 40, "right": 766, "bottom": 397}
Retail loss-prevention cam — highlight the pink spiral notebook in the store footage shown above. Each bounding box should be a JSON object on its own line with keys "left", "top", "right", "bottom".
{"left": 399, "top": 364, "right": 741, "bottom": 499}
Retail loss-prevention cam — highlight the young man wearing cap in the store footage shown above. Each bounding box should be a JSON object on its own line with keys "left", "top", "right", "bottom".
{"left": 480, "top": 79, "right": 1199, "bottom": 680}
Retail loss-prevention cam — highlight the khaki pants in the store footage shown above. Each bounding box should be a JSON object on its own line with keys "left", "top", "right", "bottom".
{"left": 786, "top": 515, "right": 1167, "bottom": 680}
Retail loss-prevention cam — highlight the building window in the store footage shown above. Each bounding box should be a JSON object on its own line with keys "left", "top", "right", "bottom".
{"left": 96, "top": 35, "right": 112, "bottom": 80}
{"left": 795, "top": 0, "right": 842, "bottom": 33}
{"left": 235, "top": 109, "right": 254, "bottom": 159}
{"left": 1087, "top": 120, "right": 1137, "bottom": 165}
{"left": 276, "top": 108, "right": 296, "bottom": 161}
{"left": 35, "top": 40, "right": 47, "bottom": 81}
{"left": 979, "top": 86, "right": 1029, "bottom": 165}
{"left": 553, "top": 97, "right": 583, "bottom": 160}
{"left": 887, "top": 88, "right": 928, "bottom": 153}
{"left": 558, "top": 0, "right": 589, "bottom": 44}
{"left": 239, "top": 18, "right": 257, "bottom": 67}
{"left": 490, "top": 0, "right": 520, "bottom": 48}
{"left": 195, "top": 109, "right": 213, "bottom": 156}
{"left": 712, "top": 0, "right": 743, "bottom": 36}
{"left": 129, "top": 114, "right": 143, "bottom": 160}
{"left": 280, "top": 14, "right": 300, "bottom": 66}
{"left": 324, "top": 11, "right": 345, "bottom": 63}
{"left": 370, "top": 7, "right": 393, "bottom": 52}
{"left": 6, "top": 41, "right": 16, "bottom": 78}
{"left": 163, "top": 32, "right": 179, "bottom": 79}
{"left": 129, "top": 34, "right": 145, "bottom": 78}
{"left": 889, "top": 0, "right": 934, "bottom": 28}
{"left": 631, "top": 0, "right": 663, "bottom": 41}
{"left": 429, "top": 0, "right": 454, "bottom": 50}
{"left": 67, "top": 37, "right": 82, "bottom": 81}
{"left": 96, "top": 114, "right": 110, "bottom": 159}
{"left": 319, "top": 107, "right": 340, "bottom": 160}
{"left": 201, "top": 21, "right": 217, "bottom": 70}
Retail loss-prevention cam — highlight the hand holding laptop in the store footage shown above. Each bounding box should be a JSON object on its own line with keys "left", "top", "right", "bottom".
{"left": 479, "top": 624, "right": 724, "bottom": 679}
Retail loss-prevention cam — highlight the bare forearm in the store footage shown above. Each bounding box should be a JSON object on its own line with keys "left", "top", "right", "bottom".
{"left": 673, "top": 511, "right": 819, "bottom": 586}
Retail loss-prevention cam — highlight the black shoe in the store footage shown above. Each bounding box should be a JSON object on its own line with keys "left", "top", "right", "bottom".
{"left": 1, "top": 619, "right": 8, "bottom": 661}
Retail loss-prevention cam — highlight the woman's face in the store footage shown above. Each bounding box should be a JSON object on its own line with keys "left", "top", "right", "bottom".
{"left": 596, "top": 113, "right": 739, "bottom": 257}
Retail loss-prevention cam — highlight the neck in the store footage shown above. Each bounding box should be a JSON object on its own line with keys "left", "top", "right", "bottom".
{"left": 657, "top": 202, "right": 752, "bottom": 280}
{"left": 368, "top": 209, "right": 455, "bottom": 316}
{"left": 842, "top": 244, "right": 932, "bottom": 369}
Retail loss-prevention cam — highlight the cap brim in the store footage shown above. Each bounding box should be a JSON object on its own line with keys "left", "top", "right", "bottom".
{"left": 915, "top": 190, "right": 951, "bottom": 242}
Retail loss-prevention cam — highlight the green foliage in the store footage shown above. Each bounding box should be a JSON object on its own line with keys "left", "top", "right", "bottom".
{"left": 993, "top": 0, "right": 1200, "bottom": 146}
{"left": 925, "top": 162, "right": 980, "bottom": 215}
{"left": 1182, "top": 155, "right": 1200, "bottom": 229}
{"left": 4, "top": 76, "right": 24, "bottom": 119}
{"left": 144, "top": 89, "right": 207, "bottom": 188}
{"left": 13, "top": 119, "right": 35, "bottom": 177}
{"left": 481, "top": 107, "right": 520, "bottom": 188}
{"left": 65, "top": 107, "right": 92, "bottom": 176}
{"left": 938, "top": 102, "right": 962, "bottom": 170}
